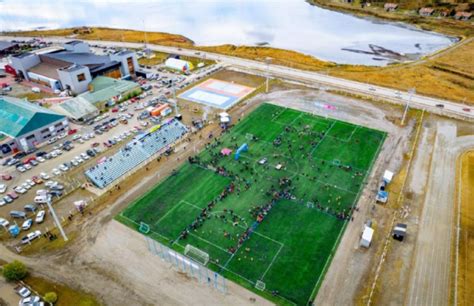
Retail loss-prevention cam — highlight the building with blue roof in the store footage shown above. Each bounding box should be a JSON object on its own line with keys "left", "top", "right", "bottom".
{"left": 0, "top": 96, "right": 68, "bottom": 156}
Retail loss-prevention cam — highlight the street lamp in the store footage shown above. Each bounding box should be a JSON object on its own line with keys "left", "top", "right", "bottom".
{"left": 264, "top": 57, "right": 272, "bottom": 93}
{"left": 46, "top": 195, "right": 68, "bottom": 242}
{"left": 401, "top": 88, "right": 416, "bottom": 126}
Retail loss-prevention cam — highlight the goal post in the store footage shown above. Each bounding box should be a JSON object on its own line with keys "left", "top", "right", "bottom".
{"left": 139, "top": 222, "right": 150, "bottom": 234}
{"left": 255, "top": 280, "right": 266, "bottom": 291}
{"left": 184, "top": 244, "right": 210, "bottom": 266}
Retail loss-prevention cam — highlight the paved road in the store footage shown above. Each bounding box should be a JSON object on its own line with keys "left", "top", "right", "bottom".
{"left": 1, "top": 35, "right": 472, "bottom": 120}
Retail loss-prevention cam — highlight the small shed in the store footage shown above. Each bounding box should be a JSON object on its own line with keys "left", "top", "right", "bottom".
{"left": 393, "top": 223, "right": 407, "bottom": 241}
{"left": 360, "top": 226, "right": 374, "bottom": 248}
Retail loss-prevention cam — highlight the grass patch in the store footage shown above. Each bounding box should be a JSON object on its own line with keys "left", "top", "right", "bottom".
{"left": 24, "top": 275, "right": 100, "bottom": 306}
{"left": 118, "top": 103, "right": 385, "bottom": 305}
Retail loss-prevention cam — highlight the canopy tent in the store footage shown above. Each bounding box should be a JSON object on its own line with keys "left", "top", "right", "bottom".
{"left": 221, "top": 148, "right": 233, "bottom": 156}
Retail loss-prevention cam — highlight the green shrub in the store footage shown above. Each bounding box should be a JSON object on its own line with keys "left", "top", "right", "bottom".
{"left": 44, "top": 292, "right": 58, "bottom": 304}
{"left": 2, "top": 260, "right": 28, "bottom": 281}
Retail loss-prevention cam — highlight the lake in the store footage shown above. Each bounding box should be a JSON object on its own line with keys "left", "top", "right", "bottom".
{"left": 0, "top": 0, "right": 456, "bottom": 66}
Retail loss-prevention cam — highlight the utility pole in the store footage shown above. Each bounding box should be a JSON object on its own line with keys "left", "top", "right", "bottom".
{"left": 401, "top": 88, "right": 416, "bottom": 126}
{"left": 264, "top": 57, "right": 272, "bottom": 93}
{"left": 142, "top": 19, "right": 149, "bottom": 49}
{"left": 46, "top": 195, "right": 68, "bottom": 241}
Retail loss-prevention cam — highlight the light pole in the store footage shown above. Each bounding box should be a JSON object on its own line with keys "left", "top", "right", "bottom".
{"left": 264, "top": 57, "right": 272, "bottom": 93}
{"left": 46, "top": 195, "right": 68, "bottom": 242}
{"left": 401, "top": 88, "right": 416, "bottom": 126}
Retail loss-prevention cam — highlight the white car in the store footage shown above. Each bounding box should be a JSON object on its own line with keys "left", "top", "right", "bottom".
{"left": 25, "top": 179, "right": 35, "bottom": 187}
{"left": 80, "top": 153, "right": 90, "bottom": 160}
{"left": 59, "top": 164, "right": 69, "bottom": 172}
{"left": 47, "top": 137, "right": 58, "bottom": 144}
{"left": 21, "top": 219, "right": 33, "bottom": 231}
{"left": 54, "top": 149, "right": 62, "bottom": 155}
{"left": 0, "top": 184, "right": 6, "bottom": 193}
{"left": 36, "top": 189, "right": 48, "bottom": 196}
{"left": 71, "top": 160, "right": 79, "bottom": 167}
{"left": 21, "top": 230, "right": 41, "bottom": 244}
{"left": 20, "top": 295, "right": 40, "bottom": 305}
{"left": 0, "top": 217, "right": 9, "bottom": 228}
{"left": 72, "top": 134, "right": 82, "bottom": 141}
{"left": 39, "top": 172, "right": 50, "bottom": 180}
{"left": 24, "top": 163, "right": 32, "bottom": 170}
{"left": 35, "top": 210, "right": 46, "bottom": 223}
{"left": 0, "top": 199, "right": 6, "bottom": 206}
{"left": 58, "top": 132, "right": 67, "bottom": 139}
{"left": 13, "top": 186, "right": 27, "bottom": 194}
{"left": 17, "top": 286, "right": 31, "bottom": 298}
{"left": 45, "top": 180, "right": 58, "bottom": 188}
{"left": 36, "top": 156, "right": 46, "bottom": 163}
{"left": 50, "top": 151, "right": 58, "bottom": 158}
{"left": 17, "top": 165, "right": 26, "bottom": 173}
{"left": 52, "top": 168, "right": 61, "bottom": 176}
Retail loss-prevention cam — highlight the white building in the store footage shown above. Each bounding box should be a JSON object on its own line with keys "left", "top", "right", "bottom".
{"left": 165, "top": 58, "right": 194, "bottom": 72}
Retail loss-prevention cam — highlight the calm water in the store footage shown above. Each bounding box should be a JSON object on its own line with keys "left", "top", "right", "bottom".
{"left": 0, "top": 0, "right": 456, "bottom": 66}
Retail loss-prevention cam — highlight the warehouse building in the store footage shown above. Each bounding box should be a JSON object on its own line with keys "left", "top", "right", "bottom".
{"left": 0, "top": 96, "right": 68, "bottom": 156}
{"left": 10, "top": 41, "right": 139, "bottom": 94}
{"left": 50, "top": 96, "right": 100, "bottom": 122}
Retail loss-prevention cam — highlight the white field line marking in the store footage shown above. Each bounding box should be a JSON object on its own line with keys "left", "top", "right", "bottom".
{"left": 310, "top": 121, "right": 336, "bottom": 155}
{"left": 260, "top": 243, "right": 284, "bottom": 280}
{"left": 271, "top": 107, "right": 288, "bottom": 122}
{"left": 187, "top": 232, "right": 231, "bottom": 254}
{"left": 155, "top": 200, "right": 187, "bottom": 226}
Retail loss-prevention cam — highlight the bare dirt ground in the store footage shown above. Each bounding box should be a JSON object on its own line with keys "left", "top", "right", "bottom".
{"left": 455, "top": 151, "right": 474, "bottom": 306}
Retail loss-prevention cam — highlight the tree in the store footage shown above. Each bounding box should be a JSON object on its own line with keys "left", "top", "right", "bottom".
{"left": 2, "top": 260, "right": 28, "bottom": 281}
{"left": 44, "top": 292, "right": 58, "bottom": 304}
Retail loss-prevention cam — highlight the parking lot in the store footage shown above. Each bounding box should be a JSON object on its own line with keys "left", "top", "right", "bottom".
{"left": 0, "top": 58, "right": 222, "bottom": 249}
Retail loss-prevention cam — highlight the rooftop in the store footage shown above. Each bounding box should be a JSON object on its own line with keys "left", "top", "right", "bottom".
{"left": 0, "top": 96, "right": 65, "bottom": 138}
{"left": 44, "top": 51, "right": 112, "bottom": 67}
{"left": 81, "top": 76, "right": 140, "bottom": 106}
{"left": 50, "top": 96, "right": 99, "bottom": 120}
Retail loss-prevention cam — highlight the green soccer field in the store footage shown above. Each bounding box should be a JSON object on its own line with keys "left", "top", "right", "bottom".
{"left": 118, "top": 103, "right": 386, "bottom": 305}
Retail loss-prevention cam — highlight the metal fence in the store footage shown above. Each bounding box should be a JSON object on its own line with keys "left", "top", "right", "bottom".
{"left": 145, "top": 236, "right": 227, "bottom": 294}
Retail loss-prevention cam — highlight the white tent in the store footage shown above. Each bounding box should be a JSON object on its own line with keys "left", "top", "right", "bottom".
{"left": 165, "top": 58, "right": 192, "bottom": 71}
{"left": 360, "top": 226, "right": 374, "bottom": 248}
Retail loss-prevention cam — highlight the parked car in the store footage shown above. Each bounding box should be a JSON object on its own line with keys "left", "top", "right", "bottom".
{"left": 0, "top": 217, "right": 10, "bottom": 228}
{"left": 7, "top": 191, "right": 18, "bottom": 199}
{"left": 25, "top": 179, "right": 35, "bottom": 187}
{"left": 0, "top": 183, "right": 6, "bottom": 193}
{"left": 20, "top": 295, "right": 40, "bottom": 305}
{"left": 49, "top": 190, "right": 63, "bottom": 197}
{"left": 3, "top": 195, "right": 13, "bottom": 204}
{"left": 23, "top": 163, "right": 32, "bottom": 170}
{"left": 21, "top": 230, "right": 41, "bottom": 244}
{"left": 51, "top": 168, "right": 61, "bottom": 176}
{"left": 1, "top": 174, "right": 12, "bottom": 181}
{"left": 35, "top": 210, "right": 46, "bottom": 223}
{"left": 50, "top": 183, "right": 64, "bottom": 191}
{"left": 0, "top": 199, "right": 6, "bottom": 206}
{"left": 32, "top": 176, "right": 43, "bottom": 184}
{"left": 17, "top": 165, "right": 26, "bottom": 173}
{"left": 10, "top": 210, "right": 26, "bottom": 219}
{"left": 16, "top": 286, "right": 31, "bottom": 298}
{"left": 21, "top": 219, "right": 33, "bottom": 231}
{"left": 39, "top": 172, "right": 50, "bottom": 180}
{"left": 36, "top": 156, "right": 46, "bottom": 163}
{"left": 24, "top": 203, "right": 38, "bottom": 213}
{"left": 59, "top": 164, "right": 69, "bottom": 172}
{"left": 13, "top": 186, "right": 27, "bottom": 194}
{"left": 34, "top": 195, "right": 47, "bottom": 204}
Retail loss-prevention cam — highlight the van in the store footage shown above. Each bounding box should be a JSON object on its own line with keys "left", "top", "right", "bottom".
{"left": 10, "top": 210, "right": 26, "bottom": 219}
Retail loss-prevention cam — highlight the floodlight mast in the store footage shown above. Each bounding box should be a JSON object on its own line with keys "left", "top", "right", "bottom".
{"left": 46, "top": 195, "right": 68, "bottom": 242}
{"left": 401, "top": 88, "right": 416, "bottom": 126}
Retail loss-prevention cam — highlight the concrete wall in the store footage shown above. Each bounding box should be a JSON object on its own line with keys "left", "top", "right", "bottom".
{"left": 110, "top": 52, "right": 139, "bottom": 77}
{"left": 10, "top": 54, "right": 40, "bottom": 80}
{"left": 57, "top": 66, "right": 92, "bottom": 95}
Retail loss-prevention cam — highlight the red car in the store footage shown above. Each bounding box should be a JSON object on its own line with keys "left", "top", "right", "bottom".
{"left": 7, "top": 191, "right": 18, "bottom": 199}
{"left": 111, "top": 107, "right": 119, "bottom": 113}
{"left": 32, "top": 176, "right": 43, "bottom": 184}
{"left": 68, "top": 129, "right": 78, "bottom": 135}
{"left": 91, "top": 142, "right": 100, "bottom": 148}
{"left": 462, "top": 108, "right": 471, "bottom": 112}
{"left": 1, "top": 174, "right": 13, "bottom": 181}
{"left": 23, "top": 156, "right": 36, "bottom": 164}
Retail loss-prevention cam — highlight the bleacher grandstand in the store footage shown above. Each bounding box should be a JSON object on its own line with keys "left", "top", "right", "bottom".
{"left": 85, "top": 119, "right": 188, "bottom": 189}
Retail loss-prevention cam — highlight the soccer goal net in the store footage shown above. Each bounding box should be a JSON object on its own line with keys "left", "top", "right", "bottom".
{"left": 184, "top": 244, "right": 210, "bottom": 266}
{"left": 245, "top": 133, "right": 254, "bottom": 141}
{"left": 255, "top": 280, "right": 266, "bottom": 291}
